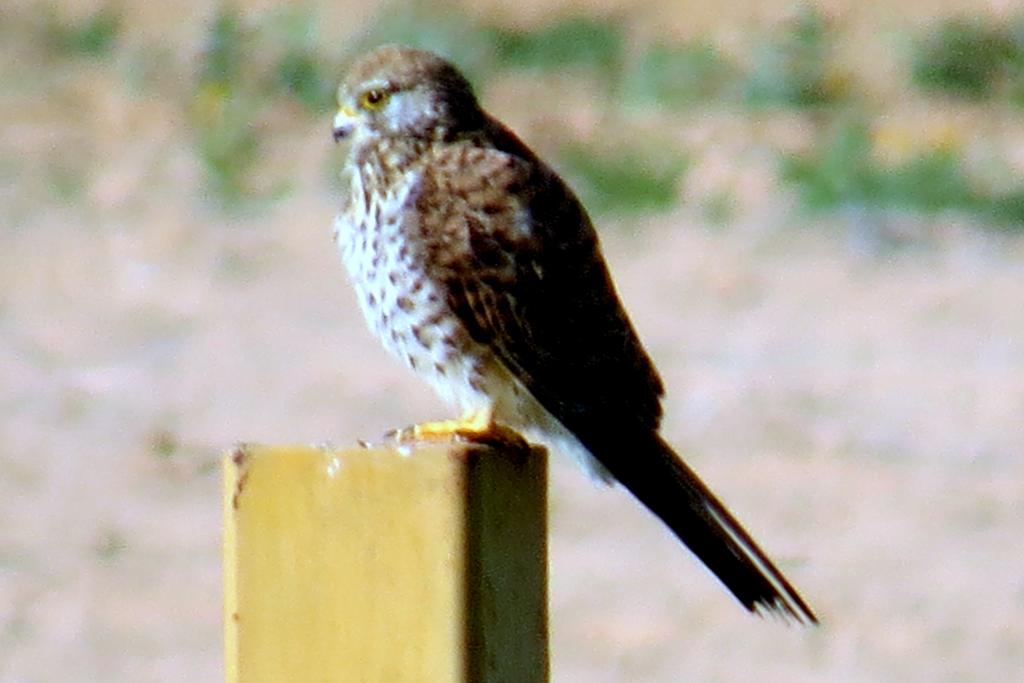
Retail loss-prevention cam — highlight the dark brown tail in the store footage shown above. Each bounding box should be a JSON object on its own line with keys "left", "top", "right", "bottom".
{"left": 597, "top": 433, "right": 817, "bottom": 624}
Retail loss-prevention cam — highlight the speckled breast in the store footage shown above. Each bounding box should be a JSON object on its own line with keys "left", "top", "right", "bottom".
{"left": 333, "top": 163, "right": 490, "bottom": 412}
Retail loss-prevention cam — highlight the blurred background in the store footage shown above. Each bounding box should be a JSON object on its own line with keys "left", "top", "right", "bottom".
{"left": 2, "top": 0, "right": 1022, "bottom": 680}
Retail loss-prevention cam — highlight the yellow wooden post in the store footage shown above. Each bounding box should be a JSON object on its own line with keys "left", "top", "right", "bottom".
{"left": 223, "top": 436, "right": 548, "bottom": 683}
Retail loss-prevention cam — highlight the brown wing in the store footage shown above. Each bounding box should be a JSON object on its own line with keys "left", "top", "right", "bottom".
{"left": 403, "top": 130, "right": 664, "bottom": 445}
{"left": 401, "top": 129, "right": 818, "bottom": 624}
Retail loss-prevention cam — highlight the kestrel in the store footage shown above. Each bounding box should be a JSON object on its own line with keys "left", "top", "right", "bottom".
{"left": 331, "top": 45, "right": 816, "bottom": 624}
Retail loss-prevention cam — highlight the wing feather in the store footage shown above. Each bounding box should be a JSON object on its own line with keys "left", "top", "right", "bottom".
{"left": 403, "top": 132, "right": 664, "bottom": 443}
{"left": 395, "top": 126, "right": 818, "bottom": 624}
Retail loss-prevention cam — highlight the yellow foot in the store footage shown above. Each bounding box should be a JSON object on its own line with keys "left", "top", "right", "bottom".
{"left": 389, "top": 408, "right": 494, "bottom": 444}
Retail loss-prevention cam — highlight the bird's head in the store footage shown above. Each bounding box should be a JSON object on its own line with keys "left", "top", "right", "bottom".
{"left": 333, "top": 45, "right": 482, "bottom": 145}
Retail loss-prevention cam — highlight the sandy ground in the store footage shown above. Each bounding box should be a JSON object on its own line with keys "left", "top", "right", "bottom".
{"left": 3, "top": 1, "right": 1023, "bottom": 681}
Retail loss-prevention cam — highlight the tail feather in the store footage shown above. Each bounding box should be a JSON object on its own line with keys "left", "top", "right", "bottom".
{"left": 597, "top": 433, "right": 817, "bottom": 624}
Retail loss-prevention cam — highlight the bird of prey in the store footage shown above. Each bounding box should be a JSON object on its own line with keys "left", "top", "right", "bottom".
{"left": 331, "top": 44, "right": 816, "bottom": 624}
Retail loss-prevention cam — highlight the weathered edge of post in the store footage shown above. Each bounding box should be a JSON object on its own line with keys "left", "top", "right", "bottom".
{"left": 223, "top": 436, "right": 548, "bottom": 683}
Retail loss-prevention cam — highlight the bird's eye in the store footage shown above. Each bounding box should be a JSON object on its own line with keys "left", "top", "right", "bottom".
{"left": 359, "top": 89, "right": 388, "bottom": 110}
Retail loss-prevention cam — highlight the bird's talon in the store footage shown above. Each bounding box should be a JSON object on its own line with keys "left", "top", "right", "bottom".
{"left": 385, "top": 410, "right": 495, "bottom": 445}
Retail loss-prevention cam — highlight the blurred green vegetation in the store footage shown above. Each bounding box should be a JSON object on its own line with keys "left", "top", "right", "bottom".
{"left": 94, "top": 530, "right": 128, "bottom": 561}
{"left": 192, "top": 8, "right": 263, "bottom": 206}
{"left": 274, "top": 51, "right": 333, "bottom": 113}
{"left": 487, "top": 16, "right": 625, "bottom": 75}
{"left": 910, "top": 17, "right": 1023, "bottom": 101}
{"left": 29, "top": 3, "right": 1024, "bottom": 229}
{"left": 560, "top": 144, "right": 687, "bottom": 215}
{"left": 47, "top": 164, "right": 86, "bottom": 203}
{"left": 47, "top": 6, "right": 122, "bottom": 58}
{"left": 742, "top": 6, "right": 846, "bottom": 108}
{"left": 783, "top": 120, "right": 966, "bottom": 212}
{"left": 624, "top": 42, "right": 738, "bottom": 107}
{"left": 783, "top": 119, "right": 1024, "bottom": 227}
{"left": 189, "top": 6, "right": 334, "bottom": 206}
{"left": 267, "top": 9, "right": 335, "bottom": 112}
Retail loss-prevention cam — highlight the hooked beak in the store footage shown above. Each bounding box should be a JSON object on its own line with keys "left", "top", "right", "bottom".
{"left": 332, "top": 105, "right": 357, "bottom": 143}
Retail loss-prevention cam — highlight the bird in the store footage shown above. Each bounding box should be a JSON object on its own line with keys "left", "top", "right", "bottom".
{"left": 330, "top": 44, "right": 816, "bottom": 624}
